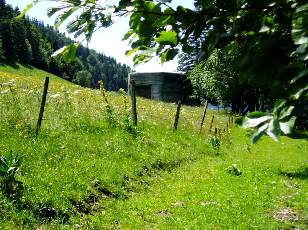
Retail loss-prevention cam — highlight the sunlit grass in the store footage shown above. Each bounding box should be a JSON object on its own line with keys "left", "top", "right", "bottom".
{"left": 0, "top": 64, "right": 307, "bottom": 229}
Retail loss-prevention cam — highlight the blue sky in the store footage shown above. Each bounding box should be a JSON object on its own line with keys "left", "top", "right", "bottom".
{"left": 6, "top": 0, "right": 194, "bottom": 72}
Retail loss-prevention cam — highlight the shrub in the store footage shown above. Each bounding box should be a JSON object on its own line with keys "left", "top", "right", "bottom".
{"left": 208, "top": 135, "right": 221, "bottom": 153}
{"left": 247, "top": 111, "right": 266, "bottom": 118}
{"left": 0, "top": 152, "right": 23, "bottom": 200}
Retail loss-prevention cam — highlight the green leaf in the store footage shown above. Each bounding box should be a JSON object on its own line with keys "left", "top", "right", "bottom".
{"left": 0, "top": 157, "right": 7, "bottom": 168}
{"left": 133, "top": 53, "right": 152, "bottom": 65}
{"left": 129, "top": 12, "right": 141, "bottom": 29}
{"left": 266, "top": 118, "right": 280, "bottom": 142}
{"left": 144, "top": 1, "right": 161, "bottom": 13}
{"left": 125, "top": 48, "right": 138, "bottom": 56}
{"left": 52, "top": 43, "right": 80, "bottom": 63}
{"left": 153, "top": 15, "right": 175, "bottom": 28}
{"left": 243, "top": 115, "right": 272, "bottom": 128}
{"left": 251, "top": 123, "right": 268, "bottom": 144}
{"left": 161, "top": 48, "right": 178, "bottom": 63}
{"left": 156, "top": 30, "right": 178, "bottom": 46}
{"left": 55, "top": 8, "right": 78, "bottom": 29}
{"left": 259, "top": 25, "right": 270, "bottom": 33}
{"left": 295, "top": 3, "right": 308, "bottom": 14}
{"left": 63, "top": 43, "right": 80, "bottom": 63}
{"left": 69, "top": 0, "right": 82, "bottom": 6}
{"left": 17, "top": 0, "right": 40, "bottom": 19}
{"left": 118, "top": 0, "right": 133, "bottom": 9}
{"left": 131, "top": 40, "right": 143, "bottom": 49}
{"left": 273, "top": 99, "right": 287, "bottom": 113}
{"left": 157, "top": 0, "right": 172, "bottom": 3}
{"left": 47, "top": 7, "right": 64, "bottom": 17}
{"left": 292, "top": 3, "right": 308, "bottom": 45}
{"left": 279, "top": 106, "right": 295, "bottom": 120}
{"left": 280, "top": 116, "right": 296, "bottom": 135}
{"left": 122, "top": 30, "right": 134, "bottom": 41}
{"left": 7, "top": 167, "right": 19, "bottom": 175}
{"left": 291, "top": 85, "right": 308, "bottom": 100}
{"left": 290, "top": 69, "right": 308, "bottom": 84}
{"left": 294, "top": 36, "right": 308, "bottom": 45}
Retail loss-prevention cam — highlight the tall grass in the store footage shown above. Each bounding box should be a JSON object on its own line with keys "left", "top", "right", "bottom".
{"left": 0, "top": 65, "right": 306, "bottom": 229}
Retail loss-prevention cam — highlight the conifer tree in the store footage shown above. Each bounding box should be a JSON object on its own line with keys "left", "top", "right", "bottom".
{"left": 0, "top": 37, "right": 4, "bottom": 60}
{"left": 11, "top": 19, "right": 32, "bottom": 63}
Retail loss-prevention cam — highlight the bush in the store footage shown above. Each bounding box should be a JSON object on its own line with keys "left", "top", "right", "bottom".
{"left": 247, "top": 111, "right": 266, "bottom": 118}
{"left": 0, "top": 153, "right": 23, "bottom": 200}
{"left": 234, "top": 116, "right": 245, "bottom": 126}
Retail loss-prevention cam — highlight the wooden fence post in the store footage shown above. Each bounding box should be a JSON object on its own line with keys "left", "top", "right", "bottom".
{"left": 35, "top": 77, "right": 49, "bottom": 136}
{"left": 199, "top": 100, "right": 209, "bottom": 133}
{"left": 173, "top": 100, "right": 182, "bottom": 131}
{"left": 131, "top": 79, "right": 137, "bottom": 126}
{"left": 208, "top": 114, "right": 215, "bottom": 134}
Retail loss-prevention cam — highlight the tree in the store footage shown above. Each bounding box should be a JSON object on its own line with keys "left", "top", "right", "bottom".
{"left": 23, "top": 0, "right": 308, "bottom": 141}
{"left": 0, "top": 37, "right": 4, "bottom": 60}
{"left": 11, "top": 19, "right": 32, "bottom": 63}
{"left": 73, "top": 70, "right": 92, "bottom": 87}
{"left": 189, "top": 47, "right": 273, "bottom": 113}
{"left": 49, "top": 56, "right": 63, "bottom": 77}
{"left": 0, "top": 20, "right": 16, "bottom": 62}
{"left": 0, "top": 0, "right": 17, "bottom": 62}
{"left": 177, "top": 29, "right": 206, "bottom": 73}
{"left": 0, "top": 0, "right": 15, "bottom": 19}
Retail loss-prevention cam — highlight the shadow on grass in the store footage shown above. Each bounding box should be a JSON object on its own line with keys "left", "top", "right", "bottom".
{"left": 0, "top": 61, "right": 19, "bottom": 69}
{"left": 286, "top": 131, "right": 308, "bottom": 140}
{"left": 0, "top": 61, "right": 34, "bottom": 70}
{"left": 280, "top": 166, "right": 308, "bottom": 180}
{"left": 19, "top": 63, "right": 34, "bottom": 69}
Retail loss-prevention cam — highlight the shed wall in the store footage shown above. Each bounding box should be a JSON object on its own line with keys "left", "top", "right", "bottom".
{"left": 128, "top": 72, "right": 187, "bottom": 102}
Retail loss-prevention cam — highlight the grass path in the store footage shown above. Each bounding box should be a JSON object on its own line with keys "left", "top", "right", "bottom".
{"left": 70, "top": 128, "right": 308, "bottom": 229}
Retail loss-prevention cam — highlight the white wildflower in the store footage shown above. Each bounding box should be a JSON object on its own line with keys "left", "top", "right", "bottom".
{"left": 50, "top": 93, "right": 61, "bottom": 99}
{"left": 73, "top": 90, "right": 82, "bottom": 94}
{"left": 0, "top": 89, "right": 10, "bottom": 94}
{"left": 1, "top": 80, "right": 16, "bottom": 87}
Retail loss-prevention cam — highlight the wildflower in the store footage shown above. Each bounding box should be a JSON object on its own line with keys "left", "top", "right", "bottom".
{"left": 73, "top": 90, "right": 82, "bottom": 94}
{"left": 15, "top": 122, "right": 22, "bottom": 129}
{"left": 0, "top": 89, "right": 9, "bottom": 94}
{"left": 50, "top": 93, "right": 61, "bottom": 99}
{"left": 1, "top": 80, "right": 16, "bottom": 86}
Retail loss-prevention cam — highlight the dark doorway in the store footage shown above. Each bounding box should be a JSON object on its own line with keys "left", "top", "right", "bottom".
{"left": 135, "top": 85, "right": 151, "bottom": 99}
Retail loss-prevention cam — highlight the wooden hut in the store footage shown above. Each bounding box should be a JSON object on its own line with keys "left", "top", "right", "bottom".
{"left": 128, "top": 72, "right": 189, "bottom": 102}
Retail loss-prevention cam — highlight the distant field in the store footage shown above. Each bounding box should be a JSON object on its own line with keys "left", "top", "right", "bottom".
{"left": 0, "top": 64, "right": 307, "bottom": 229}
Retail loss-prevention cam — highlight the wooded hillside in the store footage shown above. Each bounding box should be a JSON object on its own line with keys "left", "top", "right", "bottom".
{"left": 0, "top": 0, "right": 130, "bottom": 91}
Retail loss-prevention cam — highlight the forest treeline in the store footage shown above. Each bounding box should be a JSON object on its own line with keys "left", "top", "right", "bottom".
{"left": 0, "top": 0, "right": 130, "bottom": 90}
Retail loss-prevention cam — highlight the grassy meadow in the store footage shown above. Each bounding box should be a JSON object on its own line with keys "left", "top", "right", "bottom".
{"left": 0, "top": 64, "right": 307, "bottom": 229}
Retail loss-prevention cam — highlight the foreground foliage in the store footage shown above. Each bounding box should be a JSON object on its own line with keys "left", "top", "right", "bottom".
{"left": 0, "top": 65, "right": 307, "bottom": 229}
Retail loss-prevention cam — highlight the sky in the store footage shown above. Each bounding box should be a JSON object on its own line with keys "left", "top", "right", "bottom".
{"left": 6, "top": 0, "right": 195, "bottom": 72}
